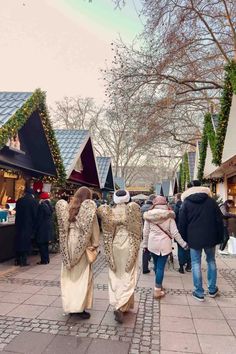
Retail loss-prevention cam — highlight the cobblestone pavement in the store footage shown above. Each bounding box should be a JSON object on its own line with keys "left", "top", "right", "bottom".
{"left": 0, "top": 248, "right": 235, "bottom": 353}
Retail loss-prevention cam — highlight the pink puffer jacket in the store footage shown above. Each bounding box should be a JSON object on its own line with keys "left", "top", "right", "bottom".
{"left": 143, "top": 205, "right": 187, "bottom": 256}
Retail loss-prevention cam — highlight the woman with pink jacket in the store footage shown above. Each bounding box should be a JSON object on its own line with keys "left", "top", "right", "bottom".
{"left": 143, "top": 196, "right": 188, "bottom": 299}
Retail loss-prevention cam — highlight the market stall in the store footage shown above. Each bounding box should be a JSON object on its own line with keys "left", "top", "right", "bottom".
{"left": 0, "top": 90, "right": 65, "bottom": 261}
{"left": 54, "top": 129, "right": 100, "bottom": 199}
{"left": 96, "top": 156, "right": 114, "bottom": 199}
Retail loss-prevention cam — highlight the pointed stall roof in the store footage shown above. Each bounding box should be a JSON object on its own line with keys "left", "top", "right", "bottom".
{"left": 155, "top": 183, "right": 163, "bottom": 196}
{"left": 222, "top": 95, "right": 236, "bottom": 164}
{"left": 162, "top": 179, "right": 173, "bottom": 197}
{"left": 96, "top": 157, "right": 114, "bottom": 191}
{"left": 0, "top": 90, "right": 65, "bottom": 182}
{"left": 55, "top": 130, "right": 89, "bottom": 178}
{"left": 0, "top": 92, "right": 32, "bottom": 128}
{"left": 55, "top": 129, "right": 100, "bottom": 187}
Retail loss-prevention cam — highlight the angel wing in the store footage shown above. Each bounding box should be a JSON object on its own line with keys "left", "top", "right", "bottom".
{"left": 69, "top": 199, "right": 97, "bottom": 268}
{"left": 125, "top": 202, "right": 142, "bottom": 273}
{"left": 97, "top": 204, "right": 116, "bottom": 271}
{"left": 55, "top": 199, "right": 71, "bottom": 269}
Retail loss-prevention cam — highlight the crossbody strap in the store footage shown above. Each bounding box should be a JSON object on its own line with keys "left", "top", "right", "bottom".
{"left": 155, "top": 222, "right": 172, "bottom": 240}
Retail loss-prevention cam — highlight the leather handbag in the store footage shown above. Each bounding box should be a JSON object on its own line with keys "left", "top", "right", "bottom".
{"left": 86, "top": 247, "right": 98, "bottom": 264}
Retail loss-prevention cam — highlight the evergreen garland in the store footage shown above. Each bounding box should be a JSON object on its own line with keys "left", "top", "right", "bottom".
{"left": 179, "top": 162, "right": 183, "bottom": 192}
{"left": 213, "top": 62, "right": 235, "bottom": 165}
{"left": 198, "top": 113, "right": 215, "bottom": 180}
{"left": 198, "top": 60, "right": 236, "bottom": 180}
{"left": 0, "top": 89, "right": 66, "bottom": 184}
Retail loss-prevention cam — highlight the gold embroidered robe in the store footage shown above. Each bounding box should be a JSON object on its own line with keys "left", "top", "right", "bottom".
{"left": 56, "top": 199, "right": 100, "bottom": 313}
{"left": 98, "top": 202, "right": 142, "bottom": 311}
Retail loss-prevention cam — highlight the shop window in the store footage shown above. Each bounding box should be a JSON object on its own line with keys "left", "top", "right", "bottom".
{"left": 6, "top": 133, "right": 25, "bottom": 154}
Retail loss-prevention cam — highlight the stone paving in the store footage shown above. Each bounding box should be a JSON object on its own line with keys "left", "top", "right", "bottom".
{"left": 0, "top": 247, "right": 235, "bottom": 353}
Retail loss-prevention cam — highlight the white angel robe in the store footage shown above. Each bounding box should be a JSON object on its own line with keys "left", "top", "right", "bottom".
{"left": 56, "top": 199, "right": 100, "bottom": 314}
{"left": 98, "top": 203, "right": 142, "bottom": 312}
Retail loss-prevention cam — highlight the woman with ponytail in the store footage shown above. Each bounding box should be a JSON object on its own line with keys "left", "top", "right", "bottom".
{"left": 56, "top": 187, "right": 100, "bottom": 319}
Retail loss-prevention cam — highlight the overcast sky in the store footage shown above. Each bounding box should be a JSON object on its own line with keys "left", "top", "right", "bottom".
{"left": 0, "top": 0, "right": 143, "bottom": 107}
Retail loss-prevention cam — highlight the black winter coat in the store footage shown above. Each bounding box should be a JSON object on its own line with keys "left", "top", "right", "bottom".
{"left": 178, "top": 190, "right": 224, "bottom": 250}
{"left": 15, "top": 194, "right": 38, "bottom": 253}
{"left": 35, "top": 201, "right": 54, "bottom": 244}
{"left": 173, "top": 200, "right": 182, "bottom": 225}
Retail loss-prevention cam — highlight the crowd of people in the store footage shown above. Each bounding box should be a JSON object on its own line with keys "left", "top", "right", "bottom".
{"left": 13, "top": 180, "right": 236, "bottom": 324}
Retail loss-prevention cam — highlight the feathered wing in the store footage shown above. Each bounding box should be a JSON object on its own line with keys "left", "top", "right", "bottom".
{"left": 126, "top": 202, "right": 142, "bottom": 273}
{"left": 69, "top": 199, "right": 97, "bottom": 268}
{"left": 55, "top": 199, "right": 71, "bottom": 269}
{"left": 97, "top": 205, "right": 116, "bottom": 271}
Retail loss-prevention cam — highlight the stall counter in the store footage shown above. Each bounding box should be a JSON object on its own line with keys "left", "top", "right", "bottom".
{"left": 0, "top": 222, "right": 16, "bottom": 262}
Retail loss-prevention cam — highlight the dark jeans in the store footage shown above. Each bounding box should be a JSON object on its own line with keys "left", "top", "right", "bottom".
{"left": 151, "top": 253, "right": 169, "bottom": 288}
{"left": 220, "top": 226, "right": 229, "bottom": 251}
{"left": 142, "top": 249, "right": 151, "bottom": 272}
{"left": 38, "top": 243, "right": 49, "bottom": 264}
{"left": 178, "top": 244, "right": 191, "bottom": 267}
{"left": 15, "top": 252, "right": 28, "bottom": 266}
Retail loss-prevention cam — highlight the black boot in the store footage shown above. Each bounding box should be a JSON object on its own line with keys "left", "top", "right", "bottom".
{"left": 178, "top": 265, "right": 184, "bottom": 274}
{"left": 114, "top": 310, "right": 124, "bottom": 323}
{"left": 77, "top": 311, "right": 91, "bottom": 320}
{"left": 20, "top": 254, "right": 29, "bottom": 267}
{"left": 185, "top": 264, "right": 192, "bottom": 272}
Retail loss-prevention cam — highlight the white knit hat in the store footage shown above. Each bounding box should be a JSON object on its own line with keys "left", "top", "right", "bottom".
{"left": 113, "top": 190, "right": 130, "bottom": 204}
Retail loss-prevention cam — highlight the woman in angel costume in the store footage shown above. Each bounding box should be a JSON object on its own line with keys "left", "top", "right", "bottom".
{"left": 55, "top": 187, "right": 100, "bottom": 319}
{"left": 98, "top": 190, "right": 142, "bottom": 324}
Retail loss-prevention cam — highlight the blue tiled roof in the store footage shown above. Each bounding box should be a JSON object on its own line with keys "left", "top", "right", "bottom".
{"left": 162, "top": 179, "right": 171, "bottom": 197}
{"left": 0, "top": 92, "right": 33, "bottom": 127}
{"left": 188, "top": 151, "right": 196, "bottom": 181}
{"left": 55, "top": 129, "right": 89, "bottom": 177}
{"left": 96, "top": 157, "right": 112, "bottom": 189}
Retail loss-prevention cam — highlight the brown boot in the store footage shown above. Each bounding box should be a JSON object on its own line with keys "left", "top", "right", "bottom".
{"left": 154, "top": 287, "right": 165, "bottom": 299}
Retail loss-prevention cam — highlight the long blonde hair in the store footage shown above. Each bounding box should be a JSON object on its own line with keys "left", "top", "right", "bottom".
{"left": 68, "top": 186, "right": 92, "bottom": 222}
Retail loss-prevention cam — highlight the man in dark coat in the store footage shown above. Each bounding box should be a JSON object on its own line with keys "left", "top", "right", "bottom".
{"left": 15, "top": 188, "right": 38, "bottom": 266}
{"left": 218, "top": 199, "right": 236, "bottom": 254}
{"left": 35, "top": 192, "right": 53, "bottom": 264}
{"left": 178, "top": 180, "right": 224, "bottom": 302}
{"left": 174, "top": 193, "right": 191, "bottom": 273}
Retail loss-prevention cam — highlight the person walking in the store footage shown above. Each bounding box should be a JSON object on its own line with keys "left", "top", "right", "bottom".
{"left": 98, "top": 190, "right": 142, "bottom": 324}
{"left": 141, "top": 194, "right": 156, "bottom": 274}
{"left": 143, "top": 196, "right": 188, "bottom": 299}
{"left": 173, "top": 193, "right": 191, "bottom": 273}
{"left": 35, "top": 192, "right": 53, "bottom": 265}
{"left": 55, "top": 187, "right": 100, "bottom": 319}
{"left": 218, "top": 199, "right": 236, "bottom": 255}
{"left": 178, "top": 180, "right": 224, "bottom": 301}
{"left": 15, "top": 188, "right": 38, "bottom": 266}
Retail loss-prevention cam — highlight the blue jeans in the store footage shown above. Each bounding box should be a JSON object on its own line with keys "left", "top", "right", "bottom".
{"left": 178, "top": 244, "right": 191, "bottom": 267}
{"left": 151, "top": 253, "right": 169, "bottom": 288}
{"left": 190, "top": 247, "right": 217, "bottom": 297}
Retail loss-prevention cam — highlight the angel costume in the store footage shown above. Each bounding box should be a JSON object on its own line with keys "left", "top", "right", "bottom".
{"left": 98, "top": 191, "right": 142, "bottom": 318}
{"left": 55, "top": 199, "right": 100, "bottom": 314}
